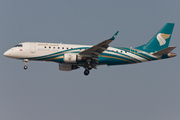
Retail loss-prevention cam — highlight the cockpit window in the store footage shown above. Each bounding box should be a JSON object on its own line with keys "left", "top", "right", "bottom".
{"left": 14, "top": 44, "right": 23, "bottom": 47}
{"left": 18, "top": 44, "right": 23, "bottom": 47}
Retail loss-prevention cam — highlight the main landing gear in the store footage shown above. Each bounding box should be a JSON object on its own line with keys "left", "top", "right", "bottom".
{"left": 83, "top": 58, "right": 98, "bottom": 76}
{"left": 23, "top": 59, "right": 28, "bottom": 70}
{"left": 87, "top": 64, "right": 92, "bottom": 70}
{"left": 83, "top": 59, "right": 92, "bottom": 76}
{"left": 83, "top": 63, "right": 95, "bottom": 76}
{"left": 84, "top": 65, "right": 96, "bottom": 76}
{"left": 84, "top": 69, "right": 90, "bottom": 76}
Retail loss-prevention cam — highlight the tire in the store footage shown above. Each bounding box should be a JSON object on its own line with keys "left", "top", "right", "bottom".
{"left": 84, "top": 69, "right": 90, "bottom": 76}
{"left": 24, "top": 65, "right": 28, "bottom": 70}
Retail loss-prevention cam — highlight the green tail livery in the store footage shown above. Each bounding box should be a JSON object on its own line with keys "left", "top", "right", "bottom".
{"left": 4, "top": 23, "right": 177, "bottom": 75}
{"left": 136, "top": 23, "right": 175, "bottom": 52}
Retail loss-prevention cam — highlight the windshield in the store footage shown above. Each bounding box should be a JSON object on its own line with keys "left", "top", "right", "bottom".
{"left": 14, "top": 44, "right": 23, "bottom": 47}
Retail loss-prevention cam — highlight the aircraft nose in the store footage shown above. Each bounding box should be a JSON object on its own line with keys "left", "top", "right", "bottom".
{"left": 4, "top": 50, "right": 10, "bottom": 57}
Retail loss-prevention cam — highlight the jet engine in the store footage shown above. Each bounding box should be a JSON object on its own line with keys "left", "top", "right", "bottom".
{"left": 63, "top": 53, "right": 84, "bottom": 63}
{"left": 59, "top": 64, "right": 79, "bottom": 71}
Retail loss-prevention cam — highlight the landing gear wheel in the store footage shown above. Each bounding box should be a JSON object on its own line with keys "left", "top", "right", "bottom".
{"left": 24, "top": 65, "right": 28, "bottom": 70}
{"left": 84, "top": 69, "right": 90, "bottom": 76}
{"left": 87, "top": 64, "right": 92, "bottom": 70}
{"left": 23, "top": 59, "right": 28, "bottom": 70}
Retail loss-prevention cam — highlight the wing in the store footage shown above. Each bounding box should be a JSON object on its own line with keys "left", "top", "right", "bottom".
{"left": 79, "top": 31, "right": 119, "bottom": 61}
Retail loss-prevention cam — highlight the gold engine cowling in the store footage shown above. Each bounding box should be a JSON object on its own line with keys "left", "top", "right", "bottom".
{"left": 63, "top": 53, "right": 85, "bottom": 63}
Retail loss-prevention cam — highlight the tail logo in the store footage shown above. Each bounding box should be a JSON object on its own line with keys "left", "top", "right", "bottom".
{"left": 157, "top": 33, "right": 171, "bottom": 46}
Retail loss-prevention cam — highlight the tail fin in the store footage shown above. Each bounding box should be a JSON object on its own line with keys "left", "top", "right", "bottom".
{"left": 136, "top": 23, "right": 175, "bottom": 52}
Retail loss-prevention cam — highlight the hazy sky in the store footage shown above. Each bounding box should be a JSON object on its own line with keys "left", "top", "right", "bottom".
{"left": 1, "top": 0, "right": 180, "bottom": 120}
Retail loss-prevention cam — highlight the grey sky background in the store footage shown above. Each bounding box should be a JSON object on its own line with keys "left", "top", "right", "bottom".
{"left": 0, "top": 0, "right": 180, "bottom": 120}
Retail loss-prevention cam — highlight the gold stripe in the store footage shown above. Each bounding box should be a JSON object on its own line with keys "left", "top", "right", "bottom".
{"left": 36, "top": 52, "right": 64, "bottom": 60}
{"left": 134, "top": 52, "right": 152, "bottom": 61}
{"left": 45, "top": 56, "right": 64, "bottom": 61}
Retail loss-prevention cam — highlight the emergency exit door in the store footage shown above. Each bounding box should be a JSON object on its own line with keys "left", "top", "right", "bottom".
{"left": 130, "top": 47, "right": 135, "bottom": 58}
{"left": 30, "top": 42, "right": 36, "bottom": 53}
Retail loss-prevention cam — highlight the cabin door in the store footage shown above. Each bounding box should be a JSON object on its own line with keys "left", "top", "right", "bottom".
{"left": 30, "top": 42, "right": 36, "bottom": 53}
{"left": 130, "top": 47, "right": 135, "bottom": 59}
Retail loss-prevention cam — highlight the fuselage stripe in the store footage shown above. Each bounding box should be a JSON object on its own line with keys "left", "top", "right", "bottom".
{"left": 26, "top": 46, "right": 158, "bottom": 64}
{"left": 119, "top": 48, "right": 153, "bottom": 61}
{"left": 100, "top": 55, "right": 134, "bottom": 64}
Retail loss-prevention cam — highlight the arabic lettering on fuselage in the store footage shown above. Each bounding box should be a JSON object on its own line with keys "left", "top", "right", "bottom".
{"left": 38, "top": 44, "right": 59, "bottom": 46}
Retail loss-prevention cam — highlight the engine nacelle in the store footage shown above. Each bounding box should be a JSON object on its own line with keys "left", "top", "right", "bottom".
{"left": 59, "top": 64, "right": 79, "bottom": 71}
{"left": 64, "top": 53, "right": 83, "bottom": 63}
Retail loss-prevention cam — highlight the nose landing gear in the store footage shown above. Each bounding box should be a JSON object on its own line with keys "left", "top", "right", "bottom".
{"left": 24, "top": 65, "right": 28, "bottom": 70}
{"left": 23, "top": 59, "right": 28, "bottom": 70}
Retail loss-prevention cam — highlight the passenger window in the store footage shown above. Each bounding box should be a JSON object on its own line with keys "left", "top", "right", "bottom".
{"left": 44, "top": 46, "right": 46, "bottom": 48}
{"left": 62, "top": 47, "right": 64, "bottom": 49}
{"left": 49, "top": 46, "right": 51, "bottom": 48}
{"left": 58, "top": 47, "right": 60, "bottom": 49}
{"left": 53, "top": 47, "right": 55, "bottom": 49}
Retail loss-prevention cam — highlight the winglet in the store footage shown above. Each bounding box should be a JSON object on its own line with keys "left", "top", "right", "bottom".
{"left": 109, "top": 31, "right": 119, "bottom": 40}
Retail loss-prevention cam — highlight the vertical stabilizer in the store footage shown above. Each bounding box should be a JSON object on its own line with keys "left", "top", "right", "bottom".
{"left": 136, "top": 23, "right": 175, "bottom": 52}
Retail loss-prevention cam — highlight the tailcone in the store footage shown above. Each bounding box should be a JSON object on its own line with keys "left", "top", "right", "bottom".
{"left": 168, "top": 53, "right": 177, "bottom": 58}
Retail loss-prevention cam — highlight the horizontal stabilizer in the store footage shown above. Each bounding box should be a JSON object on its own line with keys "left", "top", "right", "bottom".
{"left": 152, "top": 46, "right": 176, "bottom": 55}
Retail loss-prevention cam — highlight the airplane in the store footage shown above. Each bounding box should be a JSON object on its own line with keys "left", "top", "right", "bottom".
{"left": 4, "top": 23, "right": 177, "bottom": 76}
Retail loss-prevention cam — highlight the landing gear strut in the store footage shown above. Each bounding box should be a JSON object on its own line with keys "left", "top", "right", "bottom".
{"left": 83, "top": 64, "right": 93, "bottom": 76}
{"left": 23, "top": 59, "right": 28, "bottom": 70}
{"left": 83, "top": 58, "right": 95, "bottom": 76}
{"left": 87, "top": 64, "right": 92, "bottom": 70}
{"left": 86, "top": 58, "right": 93, "bottom": 70}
